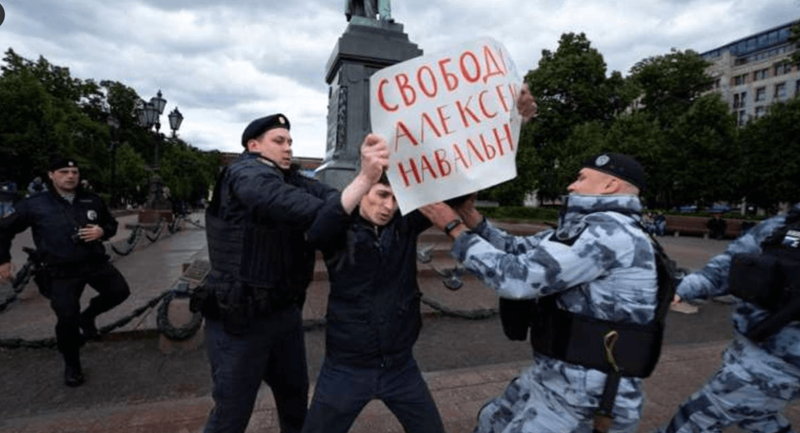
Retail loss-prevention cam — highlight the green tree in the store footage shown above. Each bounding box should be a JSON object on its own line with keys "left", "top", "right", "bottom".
{"left": 629, "top": 48, "right": 714, "bottom": 127}
{"left": 0, "top": 49, "right": 111, "bottom": 188}
{"left": 666, "top": 93, "right": 739, "bottom": 206}
{"left": 521, "top": 32, "right": 632, "bottom": 202}
{"left": 604, "top": 111, "right": 670, "bottom": 206}
{"left": 112, "top": 142, "right": 149, "bottom": 205}
{"left": 625, "top": 49, "right": 738, "bottom": 209}
{"left": 738, "top": 97, "right": 800, "bottom": 210}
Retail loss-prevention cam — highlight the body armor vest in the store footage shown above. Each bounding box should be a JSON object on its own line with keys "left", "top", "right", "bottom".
{"left": 729, "top": 215, "right": 800, "bottom": 341}
{"left": 205, "top": 167, "right": 314, "bottom": 293}
{"left": 499, "top": 228, "right": 676, "bottom": 379}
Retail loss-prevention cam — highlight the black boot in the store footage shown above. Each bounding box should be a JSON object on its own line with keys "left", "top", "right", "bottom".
{"left": 79, "top": 314, "right": 100, "bottom": 341}
{"left": 63, "top": 352, "right": 85, "bottom": 387}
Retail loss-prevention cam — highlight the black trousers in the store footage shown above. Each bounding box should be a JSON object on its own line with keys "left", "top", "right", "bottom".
{"left": 204, "top": 306, "right": 308, "bottom": 433}
{"left": 45, "top": 261, "right": 130, "bottom": 357}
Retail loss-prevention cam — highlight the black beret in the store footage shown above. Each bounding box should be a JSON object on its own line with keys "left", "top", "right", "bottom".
{"left": 48, "top": 155, "right": 79, "bottom": 172}
{"left": 583, "top": 152, "right": 646, "bottom": 190}
{"left": 241, "top": 113, "right": 290, "bottom": 147}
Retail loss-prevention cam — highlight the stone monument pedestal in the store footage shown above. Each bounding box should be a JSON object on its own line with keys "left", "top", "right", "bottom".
{"left": 315, "top": 19, "right": 422, "bottom": 190}
{"left": 138, "top": 209, "right": 173, "bottom": 225}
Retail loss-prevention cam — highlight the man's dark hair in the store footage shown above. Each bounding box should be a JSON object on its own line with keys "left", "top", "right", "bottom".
{"left": 377, "top": 171, "right": 390, "bottom": 186}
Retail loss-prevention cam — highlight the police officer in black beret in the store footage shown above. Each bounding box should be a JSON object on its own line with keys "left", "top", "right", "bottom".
{"left": 198, "top": 113, "right": 389, "bottom": 433}
{"left": 0, "top": 156, "right": 130, "bottom": 387}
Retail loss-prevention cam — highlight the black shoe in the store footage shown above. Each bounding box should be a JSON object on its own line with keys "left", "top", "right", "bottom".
{"left": 64, "top": 365, "right": 85, "bottom": 387}
{"left": 79, "top": 316, "right": 100, "bottom": 341}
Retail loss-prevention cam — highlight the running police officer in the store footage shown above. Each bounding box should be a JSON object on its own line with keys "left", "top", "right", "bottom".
{"left": 656, "top": 202, "right": 800, "bottom": 433}
{"left": 0, "top": 156, "right": 130, "bottom": 387}
{"left": 198, "top": 113, "right": 388, "bottom": 433}
{"left": 421, "top": 153, "right": 676, "bottom": 433}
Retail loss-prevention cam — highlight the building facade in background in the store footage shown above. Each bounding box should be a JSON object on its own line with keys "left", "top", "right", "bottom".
{"left": 702, "top": 20, "right": 799, "bottom": 126}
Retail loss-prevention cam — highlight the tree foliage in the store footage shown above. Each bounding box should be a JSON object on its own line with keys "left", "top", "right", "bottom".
{"left": 0, "top": 49, "right": 218, "bottom": 208}
{"left": 519, "top": 32, "right": 633, "bottom": 202}
{"left": 737, "top": 97, "right": 800, "bottom": 210}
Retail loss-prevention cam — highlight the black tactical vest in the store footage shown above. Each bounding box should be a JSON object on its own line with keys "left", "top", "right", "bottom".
{"left": 729, "top": 212, "right": 800, "bottom": 341}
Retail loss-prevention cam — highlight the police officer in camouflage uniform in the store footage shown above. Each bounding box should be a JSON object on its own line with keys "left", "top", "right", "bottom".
{"left": 422, "top": 153, "right": 672, "bottom": 433}
{"left": 655, "top": 202, "right": 800, "bottom": 433}
{"left": 198, "top": 113, "right": 388, "bottom": 433}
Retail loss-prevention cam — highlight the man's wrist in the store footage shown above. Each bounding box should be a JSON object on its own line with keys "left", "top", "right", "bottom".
{"left": 443, "top": 218, "right": 464, "bottom": 236}
{"left": 448, "top": 224, "right": 469, "bottom": 239}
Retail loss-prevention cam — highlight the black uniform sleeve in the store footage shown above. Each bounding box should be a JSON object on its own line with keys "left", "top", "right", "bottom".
{"left": 231, "top": 165, "right": 327, "bottom": 228}
{"left": 95, "top": 196, "right": 118, "bottom": 240}
{"left": 287, "top": 171, "right": 339, "bottom": 202}
{"left": 0, "top": 201, "right": 32, "bottom": 264}
{"left": 305, "top": 198, "right": 351, "bottom": 252}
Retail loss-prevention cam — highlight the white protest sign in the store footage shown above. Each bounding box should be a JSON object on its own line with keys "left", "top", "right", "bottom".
{"left": 370, "top": 37, "right": 523, "bottom": 215}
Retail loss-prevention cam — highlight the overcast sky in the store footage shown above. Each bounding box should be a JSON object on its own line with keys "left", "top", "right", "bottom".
{"left": 0, "top": 0, "right": 797, "bottom": 158}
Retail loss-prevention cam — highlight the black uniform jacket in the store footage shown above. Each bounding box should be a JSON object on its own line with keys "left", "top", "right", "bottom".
{"left": 307, "top": 199, "right": 432, "bottom": 368}
{"left": 0, "top": 189, "right": 116, "bottom": 266}
{"left": 203, "top": 152, "right": 339, "bottom": 325}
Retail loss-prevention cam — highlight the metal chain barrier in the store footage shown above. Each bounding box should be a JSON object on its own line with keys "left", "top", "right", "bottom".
{"left": 0, "top": 250, "right": 37, "bottom": 314}
{"left": 155, "top": 281, "right": 203, "bottom": 341}
{"left": 145, "top": 220, "right": 165, "bottom": 243}
{"left": 111, "top": 225, "right": 143, "bottom": 256}
{"left": 0, "top": 283, "right": 205, "bottom": 349}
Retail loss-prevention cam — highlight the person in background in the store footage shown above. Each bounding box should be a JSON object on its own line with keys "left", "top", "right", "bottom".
{"left": 656, "top": 203, "right": 800, "bottom": 432}
{"left": 0, "top": 156, "right": 130, "bottom": 387}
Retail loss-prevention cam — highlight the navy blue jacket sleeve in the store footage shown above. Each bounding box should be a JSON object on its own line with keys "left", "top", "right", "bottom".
{"left": 93, "top": 195, "right": 118, "bottom": 240}
{"left": 305, "top": 198, "right": 351, "bottom": 253}
{"left": 230, "top": 165, "right": 329, "bottom": 227}
{"left": 0, "top": 201, "right": 32, "bottom": 264}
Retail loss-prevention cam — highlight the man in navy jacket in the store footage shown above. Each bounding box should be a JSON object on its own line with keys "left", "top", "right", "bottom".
{"left": 302, "top": 173, "right": 445, "bottom": 433}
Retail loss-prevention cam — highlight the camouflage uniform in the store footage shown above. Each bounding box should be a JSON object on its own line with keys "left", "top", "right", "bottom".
{"left": 450, "top": 194, "right": 659, "bottom": 433}
{"left": 656, "top": 203, "right": 800, "bottom": 433}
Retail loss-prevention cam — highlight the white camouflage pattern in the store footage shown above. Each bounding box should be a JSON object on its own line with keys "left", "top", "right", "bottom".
{"left": 451, "top": 193, "right": 659, "bottom": 433}
{"left": 656, "top": 203, "right": 800, "bottom": 433}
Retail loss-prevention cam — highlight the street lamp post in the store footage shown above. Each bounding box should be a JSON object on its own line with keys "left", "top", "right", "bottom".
{"left": 168, "top": 107, "right": 183, "bottom": 139}
{"left": 107, "top": 114, "right": 120, "bottom": 207}
{"left": 136, "top": 90, "right": 182, "bottom": 221}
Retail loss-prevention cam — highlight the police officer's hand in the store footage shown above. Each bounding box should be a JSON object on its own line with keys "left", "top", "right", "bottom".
{"left": 517, "top": 83, "right": 537, "bottom": 124}
{"left": 79, "top": 224, "right": 104, "bottom": 242}
{"left": 420, "top": 202, "right": 468, "bottom": 239}
{"left": 0, "top": 262, "right": 15, "bottom": 283}
{"left": 452, "top": 193, "right": 484, "bottom": 229}
{"left": 359, "top": 133, "right": 389, "bottom": 183}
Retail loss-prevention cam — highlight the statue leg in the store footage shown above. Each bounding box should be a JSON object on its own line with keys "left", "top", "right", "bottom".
{"left": 364, "top": 0, "right": 377, "bottom": 18}
{"left": 378, "top": 0, "right": 391, "bottom": 20}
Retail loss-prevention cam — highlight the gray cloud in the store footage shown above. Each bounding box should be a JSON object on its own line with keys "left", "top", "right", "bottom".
{"left": 1, "top": 0, "right": 797, "bottom": 156}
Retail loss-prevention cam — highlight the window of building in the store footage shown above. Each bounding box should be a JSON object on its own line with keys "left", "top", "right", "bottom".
{"left": 714, "top": 78, "right": 721, "bottom": 89}
{"left": 733, "top": 91, "right": 747, "bottom": 109}
{"left": 775, "top": 82, "right": 787, "bottom": 100}
{"left": 796, "top": 80, "right": 800, "bottom": 97}
{"left": 755, "top": 87, "right": 766, "bottom": 102}
{"left": 733, "top": 74, "right": 747, "bottom": 86}
{"left": 754, "top": 68, "right": 769, "bottom": 81}
{"left": 755, "top": 106, "right": 766, "bottom": 118}
{"left": 774, "top": 62, "right": 792, "bottom": 76}
{"left": 738, "top": 110, "right": 747, "bottom": 126}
